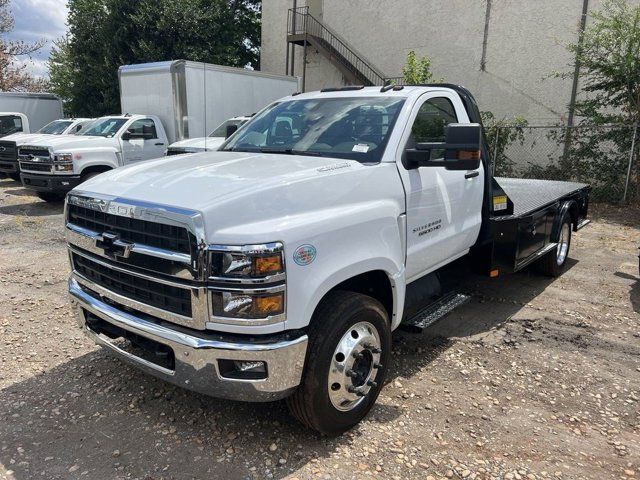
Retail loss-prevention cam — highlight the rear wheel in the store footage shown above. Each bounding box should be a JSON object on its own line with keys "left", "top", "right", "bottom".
{"left": 539, "top": 213, "right": 572, "bottom": 277}
{"left": 286, "top": 290, "right": 391, "bottom": 435}
{"left": 36, "top": 192, "right": 65, "bottom": 203}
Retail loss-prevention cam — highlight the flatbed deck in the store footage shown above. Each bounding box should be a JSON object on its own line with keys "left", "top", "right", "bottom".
{"left": 495, "top": 177, "right": 589, "bottom": 217}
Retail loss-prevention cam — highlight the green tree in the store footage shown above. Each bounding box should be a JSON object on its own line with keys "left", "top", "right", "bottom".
{"left": 557, "top": 0, "right": 640, "bottom": 201}
{"left": 402, "top": 50, "right": 528, "bottom": 174}
{"left": 481, "top": 112, "right": 528, "bottom": 177}
{"left": 49, "top": 0, "right": 261, "bottom": 116}
{"left": 402, "top": 51, "right": 439, "bottom": 84}
{"left": 0, "top": 0, "right": 47, "bottom": 92}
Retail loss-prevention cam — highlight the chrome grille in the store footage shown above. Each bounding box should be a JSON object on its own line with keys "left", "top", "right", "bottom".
{"left": 68, "top": 203, "right": 192, "bottom": 255}
{"left": 66, "top": 193, "right": 208, "bottom": 329}
{"left": 0, "top": 141, "right": 17, "bottom": 161}
{"left": 18, "top": 145, "right": 51, "bottom": 160}
{"left": 72, "top": 251, "right": 192, "bottom": 317}
{"left": 18, "top": 162, "right": 51, "bottom": 172}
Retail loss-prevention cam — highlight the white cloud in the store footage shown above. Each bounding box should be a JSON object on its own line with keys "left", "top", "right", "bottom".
{"left": 6, "top": 0, "right": 69, "bottom": 78}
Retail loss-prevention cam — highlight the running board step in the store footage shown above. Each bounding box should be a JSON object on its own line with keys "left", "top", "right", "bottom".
{"left": 576, "top": 219, "right": 591, "bottom": 231}
{"left": 401, "top": 292, "right": 471, "bottom": 332}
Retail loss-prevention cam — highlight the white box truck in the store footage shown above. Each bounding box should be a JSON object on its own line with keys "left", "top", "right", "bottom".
{"left": 118, "top": 60, "right": 301, "bottom": 144}
{"left": 0, "top": 92, "right": 64, "bottom": 136}
{"left": 18, "top": 61, "right": 300, "bottom": 201}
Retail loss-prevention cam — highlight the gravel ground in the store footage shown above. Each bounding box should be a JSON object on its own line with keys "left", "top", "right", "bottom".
{"left": 0, "top": 177, "right": 638, "bottom": 480}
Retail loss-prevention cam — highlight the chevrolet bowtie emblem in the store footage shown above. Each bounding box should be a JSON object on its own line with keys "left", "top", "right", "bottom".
{"left": 96, "top": 232, "right": 134, "bottom": 259}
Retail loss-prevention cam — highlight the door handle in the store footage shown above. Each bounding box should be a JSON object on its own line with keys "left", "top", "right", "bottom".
{"left": 465, "top": 171, "right": 479, "bottom": 179}
{"left": 155, "top": 142, "right": 165, "bottom": 146}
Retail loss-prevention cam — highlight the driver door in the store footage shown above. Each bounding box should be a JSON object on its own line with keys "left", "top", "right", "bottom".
{"left": 397, "top": 92, "right": 485, "bottom": 282}
{"left": 121, "top": 118, "right": 165, "bottom": 164}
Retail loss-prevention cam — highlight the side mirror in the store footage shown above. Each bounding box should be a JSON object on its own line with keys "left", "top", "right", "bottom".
{"left": 121, "top": 130, "right": 132, "bottom": 141}
{"left": 405, "top": 123, "right": 482, "bottom": 171}
{"left": 225, "top": 124, "right": 238, "bottom": 138}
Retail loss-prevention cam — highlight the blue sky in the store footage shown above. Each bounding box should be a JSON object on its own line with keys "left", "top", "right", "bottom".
{"left": 8, "top": 0, "right": 69, "bottom": 78}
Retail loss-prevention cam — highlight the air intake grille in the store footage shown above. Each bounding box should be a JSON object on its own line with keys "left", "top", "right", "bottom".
{"left": 73, "top": 252, "right": 192, "bottom": 317}
{"left": 67, "top": 204, "right": 192, "bottom": 255}
{"left": 19, "top": 162, "right": 51, "bottom": 172}
{"left": 18, "top": 146, "right": 50, "bottom": 159}
{"left": 0, "top": 141, "right": 17, "bottom": 161}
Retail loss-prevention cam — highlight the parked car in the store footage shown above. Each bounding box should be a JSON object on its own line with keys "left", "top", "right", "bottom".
{"left": 65, "top": 84, "right": 590, "bottom": 434}
{"left": 166, "top": 116, "right": 251, "bottom": 155}
{"left": 0, "top": 118, "right": 93, "bottom": 181}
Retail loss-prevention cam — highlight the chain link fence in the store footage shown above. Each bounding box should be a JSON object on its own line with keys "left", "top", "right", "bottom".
{"left": 487, "top": 124, "right": 639, "bottom": 203}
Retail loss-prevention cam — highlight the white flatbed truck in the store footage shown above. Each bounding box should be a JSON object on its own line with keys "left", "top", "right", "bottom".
{"left": 65, "top": 84, "right": 590, "bottom": 434}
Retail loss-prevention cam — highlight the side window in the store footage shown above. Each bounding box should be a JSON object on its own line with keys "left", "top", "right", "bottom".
{"left": 128, "top": 119, "right": 157, "bottom": 140}
{"left": 411, "top": 97, "right": 457, "bottom": 143}
{"left": 13, "top": 116, "right": 23, "bottom": 133}
{"left": 407, "top": 97, "right": 458, "bottom": 161}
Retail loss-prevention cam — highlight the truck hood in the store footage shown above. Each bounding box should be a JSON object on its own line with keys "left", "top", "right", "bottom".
{"left": 75, "top": 151, "right": 402, "bottom": 242}
{"left": 2, "top": 132, "right": 50, "bottom": 143}
{"left": 24, "top": 135, "right": 118, "bottom": 151}
{"left": 2, "top": 133, "right": 64, "bottom": 145}
{"left": 168, "top": 136, "right": 225, "bottom": 151}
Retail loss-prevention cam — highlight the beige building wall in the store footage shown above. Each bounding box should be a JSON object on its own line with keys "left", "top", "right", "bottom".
{"left": 261, "top": 0, "right": 638, "bottom": 123}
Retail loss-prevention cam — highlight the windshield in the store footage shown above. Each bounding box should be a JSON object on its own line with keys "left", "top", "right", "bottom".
{"left": 0, "top": 115, "right": 23, "bottom": 136}
{"left": 222, "top": 97, "right": 405, "bottom": 163}
{"left": 37, "top": 120, "right": 73, "bottom": 135}
{"left": 80, "top": 118, "right": 127, "bottom": 137}
{"left": 209, "top": 119, "right": 248, "bottom": 137}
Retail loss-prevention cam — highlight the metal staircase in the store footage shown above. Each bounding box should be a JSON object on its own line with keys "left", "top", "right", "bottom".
{"left": 286, "top": 7, "right": 401, "bottom": 89}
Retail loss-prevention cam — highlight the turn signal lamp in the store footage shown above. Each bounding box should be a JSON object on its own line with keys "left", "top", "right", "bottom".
{"left": 254, "top": 255, "right": 283, "bottom": 276}
{"left": 458, "top": 150, "right": 481, "bottom": 160}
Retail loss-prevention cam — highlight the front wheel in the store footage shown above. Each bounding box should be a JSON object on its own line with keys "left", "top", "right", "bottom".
{"left": 286, "top": 290, "right": 391, "bottom": 435}
{"left": 539, "top": 214, "right": 572, "bottom": 277}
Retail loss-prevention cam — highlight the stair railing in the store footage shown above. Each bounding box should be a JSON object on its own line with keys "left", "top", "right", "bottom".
{"left": 288, "top": 7, "right": 397, "bottom": 86}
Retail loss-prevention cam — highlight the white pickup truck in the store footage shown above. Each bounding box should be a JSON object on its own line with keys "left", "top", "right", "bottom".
{"left": 0, "top": 118, "right": 93, "bottom": 181}
{"left": 19, "top": 114, "right": 167, "bottom": 202}
{"left": 65, "top": 85, "right": 590, "bottom": 434}
{"left": 166, "top": 116, "right": 251, "bottom": 155}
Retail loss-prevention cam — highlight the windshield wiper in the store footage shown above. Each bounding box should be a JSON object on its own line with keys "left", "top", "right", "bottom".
{"left": 223, "top": 146, "right": 323, "bottom": 157}
{"left": 259, "top": 147, "right": 323, "bottom": 157}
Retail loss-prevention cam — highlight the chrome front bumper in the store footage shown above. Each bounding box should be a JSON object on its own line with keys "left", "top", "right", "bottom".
{"left": 69, "top": 277, "right": 308, "bottom": 401}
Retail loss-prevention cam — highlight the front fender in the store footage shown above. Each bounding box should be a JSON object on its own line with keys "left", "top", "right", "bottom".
{"left": 68, "top": 148, "right": 120, "bottom": 175}
{"left": 304, "top": 259, "right": 406, "bottom": 331}
{"left": 281, "top": 200, "right": 406, "bottom": 332}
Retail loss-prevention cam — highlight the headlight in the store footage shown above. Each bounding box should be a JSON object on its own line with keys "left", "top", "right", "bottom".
{"left": 208, "top": 243, "right": 286, "bottom": 324}
{"left": 209, "top": 243, "right": 285, "bottom": 280}
{"left": 54, "top": 163, "right": 74, "bottom": 172}
{"left": 54, "top": 153, "right": 73, "bottom": 162}
{"left": 211, "top": 289, "right": 285, "bottom": 319}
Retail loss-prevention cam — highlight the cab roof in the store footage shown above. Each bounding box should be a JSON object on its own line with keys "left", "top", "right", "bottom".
{"left": 286, "top": 85, "right": 457, "bottom": 101}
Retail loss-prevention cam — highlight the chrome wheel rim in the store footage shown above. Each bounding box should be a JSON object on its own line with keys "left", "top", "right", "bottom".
{"left": 327, "top": 321, "right": 382, "bottom": 412}
{"left": 557, "top": 223, "right": 570, "bottom": 266}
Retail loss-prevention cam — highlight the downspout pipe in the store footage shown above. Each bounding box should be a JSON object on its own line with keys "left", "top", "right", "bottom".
{"left": 567, "top": 0, "right": 590, "bottom": 128}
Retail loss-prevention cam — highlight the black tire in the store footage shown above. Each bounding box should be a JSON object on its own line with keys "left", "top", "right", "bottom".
{"left": 539, "top": 213, "right": 572, "bottom": 277}
{"left": 36, "top": 191, "right": 65, "bottom": 203}
{"left": 286, "top": 290, "right": 391, "bottom": 435}
{"left": 80, "top": 172, "right": 101, "bottom": 183}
